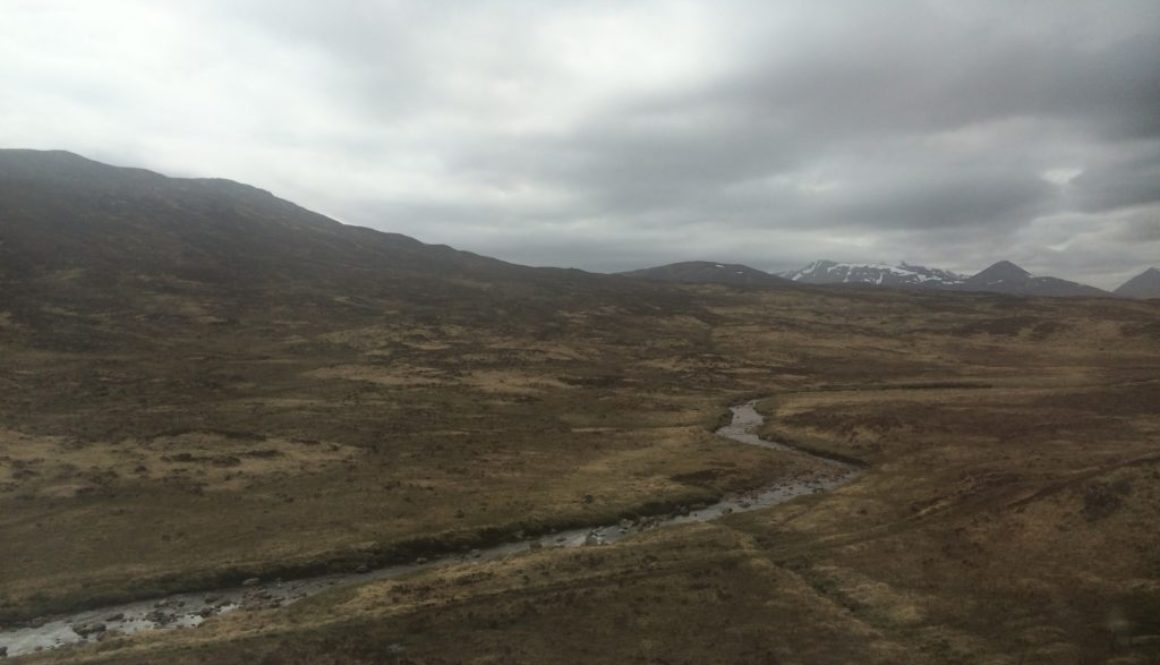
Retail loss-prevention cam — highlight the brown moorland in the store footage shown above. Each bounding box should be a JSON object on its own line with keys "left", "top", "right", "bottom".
{"left": 2, "top": 151, "right": 1159, "bottom": 664}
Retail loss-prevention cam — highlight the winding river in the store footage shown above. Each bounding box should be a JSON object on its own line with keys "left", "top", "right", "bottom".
{"left": 0, "top": 400, "right": 861, "bottom": 658}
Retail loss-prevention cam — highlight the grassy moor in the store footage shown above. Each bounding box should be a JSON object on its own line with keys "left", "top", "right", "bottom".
{"left": 1, "top": 151, "right": 1159, "bottom": 664}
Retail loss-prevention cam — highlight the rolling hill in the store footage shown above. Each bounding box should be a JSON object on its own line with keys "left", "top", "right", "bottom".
{"left": 618, "top": 261, "right": 788, "bottom": 287}
{"left": 0, "top": 149, "right": 698, "bottom": 351}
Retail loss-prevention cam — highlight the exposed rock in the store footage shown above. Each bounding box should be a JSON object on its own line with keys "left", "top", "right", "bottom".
{"left": 242, "top": 577, "right": 260, "bottom": 586}
{"left": 72, "top": 621, "right": 106, "bottom": 637}
{"left": 145, "top": 610, "right": 175, "bottom": 626}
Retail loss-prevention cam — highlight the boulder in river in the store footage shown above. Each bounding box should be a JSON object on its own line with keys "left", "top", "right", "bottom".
{"left": 72, "top": 621, "right": 106, "bottom": 637}
{"left": 145, "top": 610, "right": 176, "bottom": 626}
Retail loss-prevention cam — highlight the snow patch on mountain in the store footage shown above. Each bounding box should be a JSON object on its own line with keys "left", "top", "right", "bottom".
{"left": 781, "top": 260, "right": 966, "bottom": 288}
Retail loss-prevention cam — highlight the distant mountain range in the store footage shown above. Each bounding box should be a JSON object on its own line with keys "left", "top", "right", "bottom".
{"left": 627, "top": 259, "right": 1160, "bottom": 299}
{"left": 2, "top": 149, "right": 1154, "bottom": 312}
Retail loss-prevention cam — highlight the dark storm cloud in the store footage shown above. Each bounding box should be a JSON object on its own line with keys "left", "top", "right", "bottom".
{"left": 3, "top": 1, "right": 1159, "bottom": 288}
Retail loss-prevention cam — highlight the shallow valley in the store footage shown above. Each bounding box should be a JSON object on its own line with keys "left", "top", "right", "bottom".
{"left": 2, "top": 152, "right": 1159, "bottom": 664}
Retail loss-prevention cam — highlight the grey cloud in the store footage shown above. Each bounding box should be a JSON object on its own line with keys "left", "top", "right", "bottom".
{"left": 701, "top": 2, "right": 1160, "bottom": 142}
{"left": 1070, "top": 147, "right": 1160, "bottom": 213}
{"left": 829, "top": 171, "right": 1061, "bottom": 231}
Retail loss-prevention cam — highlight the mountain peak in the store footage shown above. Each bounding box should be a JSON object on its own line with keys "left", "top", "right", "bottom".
{"left": 980, "top": 260, "right": 1031, "bottom": 277}
{"left": 966, "top": 261, "right": 1032, "bottom": 287}
{"left": 1115, "top": 267, "right": 1160, "bottom": 299}
{"left": 961, "top": 260, "right": 1110, "bottom": 297}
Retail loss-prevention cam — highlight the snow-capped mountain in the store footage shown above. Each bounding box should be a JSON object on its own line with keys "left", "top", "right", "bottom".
{"left": 781, "top": 260, "right": 966, "bottom": 288}
{"left": 782, "top": 259, "right": 1111, "bottom": 297}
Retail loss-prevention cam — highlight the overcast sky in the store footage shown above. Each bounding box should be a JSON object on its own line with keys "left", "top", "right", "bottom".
{"left": 3, "top": 1, "right": 1158, "bottom": 288}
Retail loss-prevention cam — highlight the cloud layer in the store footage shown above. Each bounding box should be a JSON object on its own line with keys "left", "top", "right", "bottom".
{"left": 4, "top": 0, "right": 1158, "bottom": 288}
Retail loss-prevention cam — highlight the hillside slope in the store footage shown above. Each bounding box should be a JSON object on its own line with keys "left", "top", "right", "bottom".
{"left": 1116, "top": 267, "right": 1160, "bottom": 299}
{"left": 619, "top": 261, "right": 788, "bottom": 287}
{"left": 0, "top": 149, "right": 695, "bottom": 350}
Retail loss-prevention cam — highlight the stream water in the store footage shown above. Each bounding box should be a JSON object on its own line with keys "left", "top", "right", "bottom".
{"left": 0, "top": 400, "right": 860, "bottom": 658}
